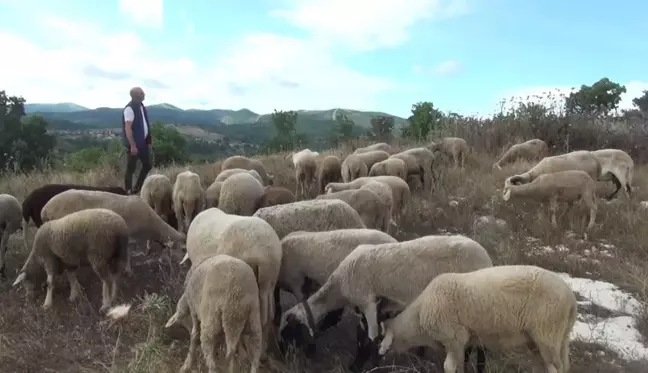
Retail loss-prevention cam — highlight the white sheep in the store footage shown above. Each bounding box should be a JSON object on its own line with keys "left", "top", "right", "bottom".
{"left": 391, "top": 147, "right": 435, "bottom": 193}
{"left": 317, "top": 155, "right": 343, "bottom": 195}
{"left": 278, "top": 235, "right": 493, "bottom": 371}
{"left": 215, "top": 168, "right": 264, "bottom": 184}
{"left": 353, "top": 142, "right": 394, "bottom": 155}
{"left": 221, "top": 155, "right": 274, "bottom": 185}
{"left": 590, "top": 148, "right": 634, "bottom": 199}
{"left": 253, "top": 199, "right": 366, "bottom": 239}
{"left": 40, "top": 189, "right": 186, "bottom": 253}
{"left": 353, "top": 150, "right": 390, "bottom": 171}
{"left": 359, "top": 181, "right": 398, "bottom": 233}
{"left": 0, "top": 194, "right": 21, "bottom": 279}
{"left": 378, "top": 265, "right": 577, "bottom": 373}
{"left": 429, "top": 137, "right": 469, "bottom": 169}
{"left": 368, "top": 158, "right": 408, "bottom": 181}
{"left": 325, "top": 175, "right": 410, "bottom": 226}
{"left": 218, "top": 172, "right": 265, "bottom": 216}
{"left": 140, "top": 174, "right": 174, "bottom": 222}
{"left": 183, "top": 208, "right": 281, "bottom": 335}
{"left": 173, "top": 170, "right": 206, "bottom": 233}
{"left": 316, "top": 188, "right": 391, "bottom": 232}
{"left": 13, "top": 208, "right": 130, "bottom": 312}
{"left": 287, "top": 149, "right": 319, "bottom": 200}
{"left": 165, "top": 254, "right": 262, "bottom": 373}
{"left": 492, "top": 139, "right": 548, "bottom": 169}
{"left": 503, "top": 169, "right": 598, "bottom": 234}
{"left": 507, "top": 150, "right": 601, "bottom": 186}
{"left": 341, "top": 154, "right": 369, "bottom": 182}
{"left": 205, "top": 181, "right": 223, "bottom": 208}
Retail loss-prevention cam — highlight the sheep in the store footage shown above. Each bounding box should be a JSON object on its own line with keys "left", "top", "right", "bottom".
{"left": 359, "top": 181, "right": 397, "bottom": 233}
{"left": 0, "top": 194, "right": 21, "bottom": 279}
{"left": 378, "top": 265, "right": 578, "bottom": 373}
{"left": 429, "top": 137, "right": 469, "bottom": 169}
{"left": 218, "top": 172, "right": 265, "bottom": 216}
{"left": 590, "top": 148, "right": 634, "bottom": 200}
{"left": 368, "top": 158, "right": 408, "bottom": 181}
{"left": 21, "top": 183, "right": 127, "bottom": 250}
{"left": 316, "top": 189, "right": 391, "bottom": 232}
{"left": 253, "top": 199, "right": 366, "bottom": 239}
{"left": 12, "top": 208, "right": 130, "bottom": 312}
{"left": 317, "top": 155, "right": 342, "bottom": 195}
{"left": 341, "top": 154, "right": 369, "bottom": 182}
{"left": 353, "top": 150, "right": 390, "bottom": 171}
{"left": 503, "top": 169, "right": 598, "bottom": 235}
{"left": 325, "top": 175, "right": 410, "bottom": 226}
{"left": 286, "top": 149, "right": 319, "bottom": 200}
{"left": 278, "top": 234, "right": 493, "bottom": 372}
{"left": 173, "top": 171, "right": 206, "bottom": 234}
{"left": 205, "top": 181, "right": 223, "bottom": 208}
{"left": 353, "top": 142, "right": 394, "bottom": 154}
{"left": 257, "top": 186, "right": 296, "bottom": 209}
{"left": 140, "top": 174, "right": 177, "bottom": 229}
{"left": 391, "top": 148, "right": 435, "bottom": 193}
{"left": 40, "top": 190, "right": 186, "bottom": 254}
{"left": 221, "top": 155, "right": 274, "bottom": 185}
{"left": 165, "top": 254, "right": 262, "bottom": 373}
{"left": 215, "top": 168, "right": 264, "bottom": 184}
{"left": 389, "top": 152, "right": 424, "bottom": 186}
{"left": 183, "top": 208, "right": 281, "bottom": 338}
{"left": 506, "top": 150, "right": 601, "bottom": 186}
{"left": 492, "top": 139, "right": 548, "bottom": 170}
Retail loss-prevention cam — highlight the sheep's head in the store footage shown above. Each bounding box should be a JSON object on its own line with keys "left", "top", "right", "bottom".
{"left": 428, "top": 142, "right": 441, "bottom": 154}
{"left": 12, "top": 269, "right": 44, "bottom": 300}
{"left": 278, "top": 303, "right": 316, "bottom": 357}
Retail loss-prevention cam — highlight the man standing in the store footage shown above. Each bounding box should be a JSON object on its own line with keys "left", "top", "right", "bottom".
{"left": 122, "top": 86, "right": 153, "bottom": 194}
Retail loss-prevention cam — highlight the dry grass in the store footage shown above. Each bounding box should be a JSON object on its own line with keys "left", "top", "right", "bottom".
{"left": 1, "top": 141, "right": 647, "bottom": 373}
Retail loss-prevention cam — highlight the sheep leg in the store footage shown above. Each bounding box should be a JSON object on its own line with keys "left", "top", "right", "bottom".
{"left": 179, "top": 313, "right": 200, "bottom": 373}
{"left": 242, "top": 304, "right": 263, "bottom": 373}
{"left": 0, "top": 228, "right": 8, "bottom": 279}
{"left": 66, "top": 270, "right": 82, "bottom": 303}
{"left": 43, "top": 273, "right": 55, "bottom": 310}
{"left": 443, "top": 341, "right": 467, "bottom": 373}
{"left": 529, "top": 334, "right": 562, "bottom": 373}
{"left": 223, "top": 310, "right": 247, "bottom": 373}
{"left": 606, "top": 175, "right": 622, "bottom": 200}
{"left": 549, "top": 198, "right": 559, "bottom": 229}
{"left": 200, "top": 322, "right": 222, "bottom": 373}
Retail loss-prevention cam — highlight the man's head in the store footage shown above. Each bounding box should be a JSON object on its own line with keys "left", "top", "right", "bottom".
{"left": 129, "top": 86, "right": 145, "bottom": 102}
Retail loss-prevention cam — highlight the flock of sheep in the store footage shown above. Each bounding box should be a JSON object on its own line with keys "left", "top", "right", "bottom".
{"left": 0, "top": 137, "right": 637, "bottom": 373}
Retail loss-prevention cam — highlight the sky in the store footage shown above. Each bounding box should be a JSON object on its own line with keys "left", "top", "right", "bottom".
{"left": 0, "top": 0, "right": 647, "bottom": 118}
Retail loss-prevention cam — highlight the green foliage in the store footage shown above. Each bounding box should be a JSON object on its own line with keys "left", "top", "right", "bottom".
{"left": 632, "top": 90, "right": 648, "bottom": 112}
{"left": 62, "top": 140, "right": 123, "bottom": 172}
{"left": 565, "top": 78, "right": 627, "bottom": 116}
{"left": 150, "top": 122, "right": 189, "bottom": 166}
{"left": 405, "top": 101, "right": 443, "bottom": 140}
{"left": 330, "top": 112, "right": 355, "bottom": 146}
{"left": 0, "top": 90, "right": 56, "bottom": 172}
{"left": 369, "top": 115, "right": 395, "bottom": 142}
{"left": 262, "top": 109, "right": 307, "bottom": 152}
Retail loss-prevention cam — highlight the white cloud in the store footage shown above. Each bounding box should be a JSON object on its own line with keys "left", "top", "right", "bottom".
{"left": 414, "top": 60, "right": 463, "bottom": 76}
{"left": 118, "top": 0, "right": 164, "bottom": 29}
{"left": 271, "top": 0, "right": 470, "bottom": 51}
{"left": 0, "top": 18, "right": 394, "bottom": 113}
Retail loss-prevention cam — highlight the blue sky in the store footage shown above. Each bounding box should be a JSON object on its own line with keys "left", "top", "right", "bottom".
{"left": 0, "top": 0, "right": 646, "bottom": 117}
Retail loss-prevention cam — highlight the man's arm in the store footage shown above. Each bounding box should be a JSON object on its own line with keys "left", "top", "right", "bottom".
{"left": 123, "top": 107, "right": 136, "bottom": 148}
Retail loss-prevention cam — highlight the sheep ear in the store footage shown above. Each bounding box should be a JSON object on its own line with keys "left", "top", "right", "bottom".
{"left": 13, "top": 272, "right": 26, "bottom": 286}
{"left": 503, "top": 189, "right": 511, "bottom": 201}
{"left": 180, "top": 253, "right": 190, "bottom": 265}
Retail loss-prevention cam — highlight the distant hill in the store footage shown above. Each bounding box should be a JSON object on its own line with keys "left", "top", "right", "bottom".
{"left": 25, "top": 103, "right": 89, "bottom": 113}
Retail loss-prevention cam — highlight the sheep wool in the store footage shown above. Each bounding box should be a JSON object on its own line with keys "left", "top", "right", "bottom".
{"left": 341, "top": 154, "right": 369, "bottom": 182}
{"left": 0, "top": 193, "right": 22, "bottom": 278}
{"left": 172, "top": 170, "right": 206, "bottom": 233}
{"left": 493, "top": 138, "right": 548, "bottom": 169}
{"left": 316, "top": 188, "right": 390, "bottom": 232}
{"left": 221, "top": 155, "right": 274, "bottom": 186}
{"left": 590, "top": 148, "right": 634, "bottom": 199}
{"left": 290, "top": 149, "right": 319, "bottom": 200}
{"left": 218, "top": 172, "right": 265, "bottom": 216}
{"left": 317, "top": 155, "right": 343, "bottom": 195}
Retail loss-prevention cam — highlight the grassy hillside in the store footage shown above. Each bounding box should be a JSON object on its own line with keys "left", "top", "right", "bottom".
{"left": 24, "top": 103, "right": 89, "bottom": 113}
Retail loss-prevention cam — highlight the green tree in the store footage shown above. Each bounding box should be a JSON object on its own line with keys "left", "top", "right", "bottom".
{"left": 0, "top": 90, "right": 56, "bottom": 172}
{"left": 370, "top": 115, "right": 394, "bottom": 142}
{"left": 632, "top": 90, "right": 648, "bottom": 112}
{"left": 565, "top": 78, "right": 627, "bottom": 116}
{"left": 330, "top": 112, "right": 355, "bottom": 146}
{"left": 150, "top": 122, "right": 189, "bottom": 166}
{"left": 406, "top": 101, "right": 442, "bottom": 140}
{"left": 264, "top": 109, "right": 306, "bottom": 152}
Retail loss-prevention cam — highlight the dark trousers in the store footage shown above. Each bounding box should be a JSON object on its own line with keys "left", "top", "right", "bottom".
{"left": 124, "top": 146, "right": 152, "bottom": 194}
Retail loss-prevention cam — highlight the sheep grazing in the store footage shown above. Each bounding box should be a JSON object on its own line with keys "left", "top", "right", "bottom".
{"left": 253, "top": 199, "right": 366, "bottom": 239}
{"left": 389, "top": 152, "right": 424, "bottom": 187}
{"left": 590, "top": 148, "right": 634, "bottom": 200}
{"left": 219, "top": 172, "right": 265, "bottom": 216}
{"left": 173, "top": 171, "right": 206, "bottom": 234}
{"left": 165, "top": 255, "right": 262, "bottom": 373}
{"left": 317, "top": 155, "right": 343, "bottom": 195}
{"left": 325, "top": 175, "right": 410, "bottom": 226}
{"left": 13, "top": 208, "right": 130, "bottom": 312}
{"left": 429, "top": 137, "right": 469, "bottom": 169}
{"left": 503, "top": 170, "right": 598, "bottom": 235}
{"left": 279, "top": 234, "right": 493, "bottom": 372}
{"left": 140, "top": 174, "right": 177, "bottom": 229}
{"left": 353, "top": 150, "right": 390, "bottom": 171}
{"left": 353, "top": 142, "right": 394, "bottom": 155}
{"left": 492, "top": 139, "right": 548, "bottom": 170}
{"left": 391, "top": 148, "right": 435, "bottom": 193}
{"left": 183, "top": 208, "right": 281, "bottom": 340}
{"left": 215, "top": 168, "right": 264, "bottom": 184}
{"left": 288, "top": 149, "right": 319, "bottom": 200}
{"left": 507, "top": 150, "right": 601, "bottom": 186}
{"left": 368, "top": 158, "right": 408, "bottom": 181}
{"left": 359, "top": 181, "right": 397, "bottom": 233}
{"left": 205, "top": 181, "right": 223, "bottom": 208}
{"left": 257, "top": 186, "right": 295, "bottom": 209}
{"left": 41, "top": 189, "right": 186, "bottom": 252}
{"left": 379, "top": 265, "right": 577, "bottom": 373}
{"left": 0, "top": 194, "right": 22, "bottom": 279}
{"left": 316, "top": 188, "right": 391, "bottom": 232}
{"left": 341, "top": 154, "right": 369, "bottom": 182}
{"left": 221, "top": 155, "right": 274, "bottom": 186}
{"left": 21, "top": 183, "right": 127, "bottom": 249}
